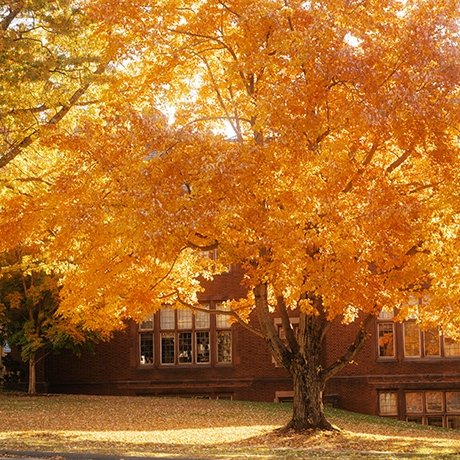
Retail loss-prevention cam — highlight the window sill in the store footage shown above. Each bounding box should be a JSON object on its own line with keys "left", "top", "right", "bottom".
{"left": 403, "top": 356, "right": 460, "bottom": 361}
{"left": 376, "top": 357, "right": 398, "bottom": 362}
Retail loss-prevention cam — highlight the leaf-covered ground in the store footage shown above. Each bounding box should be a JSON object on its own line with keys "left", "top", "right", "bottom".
{"left": 0, "top": 393, "right": 459, "bottom": 459}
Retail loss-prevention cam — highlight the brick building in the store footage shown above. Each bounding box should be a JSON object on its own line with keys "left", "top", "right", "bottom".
{"left": 41, "top": 266, "right": 460, "bottom": 429}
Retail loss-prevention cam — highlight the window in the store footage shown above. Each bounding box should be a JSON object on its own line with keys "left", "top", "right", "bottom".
{"left": 424, "top": 329, "right": 441, "bottom": 357}
{"left": 138, "top": 303, "right": 232, "bottom": 366}
{"left": 427, "top": 416, "right": 443, "bottom": 427}
{"left": 379, "top": 392, "right": 398, "bottom": 415}
{"left": 178, "top": 332, "right": 193, "bottom": 363}
{"left": 426, "top": 392, "right": 443, "bottom": 412}
{"left": 378, "top": 309, "right": 394, "bottom": 320}
{"left": 160, "top": 309, "right": 175, "bottom": 330}
{"left": 195, "top": 305, "right": 210, "bottom": 363}
{"left": 216, "top": 303, "right": 232, "bottom": 364}
{"left": 444, "top": 337, "right": 460, "bottom": 357}
{"left": 217, "top": 331, "right": 232, "bottom": 363}
{"left": 406, "top": 392, "right": 423, "bottom": 413}
{"left": 139, "top": 315, "right": 154, "bottom": 365}
{"left": 378, "top": 323, "right": 395, "bottom": 358}
{"left": 447, "top": 416, "right": 460, "bottom": 429}
{"left": 160, "top": 308, "right": 209, "bottom": 365}
{"left": 407, "top": 416, "right": 423, "bottom": 424}
{"left": 405, "top": 391, "right": 460, "bottom": 429}
{"left": 196, "top": 331, "right": 210, "bottom": 363}
{"left": 404, "top": 322, "right": 421, "bottom": 357}
{"left": 446, "top": 392, "right": 460, "bottom": 412}
{"left": 376, "top": 314, "right": 451, "bottom": 360}
{"left": 161, "top": 332, "right": 175, "bottom": 364}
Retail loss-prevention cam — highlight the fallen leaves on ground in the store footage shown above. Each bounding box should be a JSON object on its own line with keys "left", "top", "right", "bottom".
{"left": 0, "top": 394, "right": 459, "bottom": 459}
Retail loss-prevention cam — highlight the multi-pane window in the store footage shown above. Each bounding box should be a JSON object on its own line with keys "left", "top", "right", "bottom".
{"left": 403, "top": 323, "right": 442, "bottom": 359}
{"left": 160, "top": 309, "right": 176, "bottom": 364}
{"left": 378, "top": 323, "right": 395, "bottom": 358}
{"left": 404, "top": 322, "right": 421, "bottom": 357}
{"left": 426, "top": 392, "right": 444, "bottom": 412}
{"left": 216, "top": 302, "right": 232, "bottom": 364}
{"left": 161, "top": 308, "right": 200, "bottom": 365}
{"left": 376, "top": 311, "right": 457, "bottom": 359}
{"left": 406, "top": 392, "right": 423, "bottom": 413}
{"left": 196, "top": 331, "right": 210, "bottom": 363}
{"left": 178, "top": 331, "right": 193, "bottom": 363}
{"left": 447, "top": 392, "right": 460, "bottom": 412}
{"left": 405, "top": 391, "right": 460, "bottom": 428}
{"left": 444, "top": 337, "right": 460, "bottom": 357}
{"left": 161, "top": 332, "right": 175, "bottom": 364}
{"left": 424, "top": 329, "right": 441, "bottom": 357}
{"left": 377, "top": 310, "right": 395, "bottom": 358}
{"left": 446, "top": 393, "right": 460, "bottom": 429}
{"left": 139, "top": 304, "right": 232, "bottom": 366}
{"left": 195, "top": 305, "right": 210, "bottom": 363}
{"left": 139, "top": 315, "right": 154, "bottom": 365}
{"left": 379, "top": 392, "right": 398, "bottom": 415}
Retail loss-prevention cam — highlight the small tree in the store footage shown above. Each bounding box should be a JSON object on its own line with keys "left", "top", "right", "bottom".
{"left": 0, "top": 248, "right": 93, "bottom": 394}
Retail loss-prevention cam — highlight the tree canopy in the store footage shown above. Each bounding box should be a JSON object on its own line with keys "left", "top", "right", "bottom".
{"left": 0, "top": 0, "right": 459, "bottom": 429}
{"left": 0, "top": 247, "right": 94, "bottom": 394}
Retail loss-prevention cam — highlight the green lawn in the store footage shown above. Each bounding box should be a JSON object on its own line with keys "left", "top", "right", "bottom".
{"left": 0, "top": 393, "right": 459, "bottom": 459}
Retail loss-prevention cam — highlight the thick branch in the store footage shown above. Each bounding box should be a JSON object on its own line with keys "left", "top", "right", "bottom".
{"left": 254, "top": 283, "right": 292, "bottom": 367}
{"left": 342, "top": 141, "right": 379, "bottom": 193}
{"left": 0, "top": 61, "right": 108, "bottom": 169}
{"left": 218, "top": 1, "right": 240, "bottom": 17}
{"left": 186, "top": 233, "right": 218, "bottom": 251}
{"left": 276, "top": 295, "right": 299, "bottom": 354}
{"left": 1, "top": 1, "right": 23, "bottom": 30}
{"left": 321, "top": 314, "right": 374, "bottom": 381}
{"left": 386, "top": 149, "right": 412, "bottom": 174}
{"left": 7, "top": 99, "right": 102, "bottom": 115}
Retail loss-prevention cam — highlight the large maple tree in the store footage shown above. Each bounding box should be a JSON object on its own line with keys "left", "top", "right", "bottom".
{"left": 1, "top": 0, "right": 459, "bottom": 430}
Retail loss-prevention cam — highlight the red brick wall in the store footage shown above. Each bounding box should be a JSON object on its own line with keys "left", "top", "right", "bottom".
{"left": 45, "top": 269, "right": 292, "bottom": 402}
{"left": 44, "top": 269, "right": 460, "bottom": 418}
{"left": 324, "top": 316, "right": 460, "bottom": 419}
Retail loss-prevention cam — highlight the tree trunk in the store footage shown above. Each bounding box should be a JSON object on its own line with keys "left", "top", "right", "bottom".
{"left": 253, "top": 284, "right": 334, "bottom": 431}
{"left": 28, "top": 354, "right": 36, "bottom": 395}
{"left": 286, "top": 356, "right": 333, "bottom": 431}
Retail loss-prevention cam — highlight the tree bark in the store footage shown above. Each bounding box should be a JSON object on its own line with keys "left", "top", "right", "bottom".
{"left": 253, "top": 283, "right": 371, "bottom": 431}
{"left": 287, "top": 355, "right": 333, "bottom": 431}
{"left": 253, "top": 284, "right": 334, "bottom": 431}
{"left": 28, "top": 354, "right": 36, "bottom": 395}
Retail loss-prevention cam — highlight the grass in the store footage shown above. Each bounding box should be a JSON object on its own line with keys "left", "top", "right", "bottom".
{"left": 1, "top": 393, "right": 460, "bottom": 459}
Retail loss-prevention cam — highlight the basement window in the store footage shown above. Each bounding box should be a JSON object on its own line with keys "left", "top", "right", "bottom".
{"left": 379, "top": 392, "right": 398, "bottom": 416}
{"left": 405, "top": 391, "right": 460, "bottom": 428}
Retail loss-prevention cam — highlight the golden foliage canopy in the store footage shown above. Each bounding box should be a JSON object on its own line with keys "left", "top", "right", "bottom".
{"left": 0, "top": 0, "right": 459, "bottom": 335}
